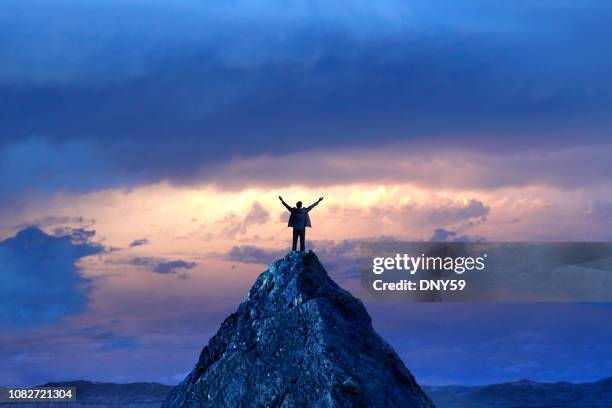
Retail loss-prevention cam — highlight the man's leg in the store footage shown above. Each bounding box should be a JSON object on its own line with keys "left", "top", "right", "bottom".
{"left": 292, "top": 229, "right": 298, "bottom": 251}
{"left": 299, "top": 229, "right": 306, "bottom": 252}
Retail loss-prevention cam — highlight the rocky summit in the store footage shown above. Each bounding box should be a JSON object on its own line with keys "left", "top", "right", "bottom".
{"left": 163, "top": 251, "right": 435, "bottom": 408}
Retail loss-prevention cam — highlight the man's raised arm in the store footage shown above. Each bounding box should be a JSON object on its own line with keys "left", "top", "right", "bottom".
{"left": 279, "top": 196, "right": 292, "bottom": 212}
{"left": 307, "top": 197, "right": 324, "bottom": 211}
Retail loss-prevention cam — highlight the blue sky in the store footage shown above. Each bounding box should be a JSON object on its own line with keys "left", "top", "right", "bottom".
{"left": 1, "top": 0, "right": 611, "bottom": 386}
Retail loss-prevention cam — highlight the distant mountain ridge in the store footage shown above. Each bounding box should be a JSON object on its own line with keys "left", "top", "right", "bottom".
{"left": 424, "top": 376, "right": 612, "bottom": 408}
{"left": 1, "top": 380, "right": 172, "bottom": 407}
{"left": 2, "top": 376, "right": 611, "bottom": 407}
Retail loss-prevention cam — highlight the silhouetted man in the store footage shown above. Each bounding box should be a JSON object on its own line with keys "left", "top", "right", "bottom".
{"left": 279, "top": 195, "right": 324, "bottom": 252}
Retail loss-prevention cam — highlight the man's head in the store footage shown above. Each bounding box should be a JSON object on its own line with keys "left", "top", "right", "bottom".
{"left": 296, "top": 201, "right": 303, "bottom": 208}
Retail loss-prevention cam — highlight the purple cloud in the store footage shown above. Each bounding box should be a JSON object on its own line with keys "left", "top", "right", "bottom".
{"left": 128, "top": 257, "right": 197, "bottom": 277}
{"left": 129, "top": 238, "right": 149, "bottom": 247}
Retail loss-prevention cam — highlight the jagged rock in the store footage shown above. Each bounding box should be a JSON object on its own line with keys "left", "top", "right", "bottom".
{"left": 163, "top": 251, "right": 435, "bottom": 408}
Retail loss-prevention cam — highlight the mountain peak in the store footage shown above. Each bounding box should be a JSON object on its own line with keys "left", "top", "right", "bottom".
{"left": 163, "top": 251, "right": 434, "bottom": 407}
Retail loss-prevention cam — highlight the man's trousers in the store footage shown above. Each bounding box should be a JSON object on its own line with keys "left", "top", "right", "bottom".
{"left": 292, "top": 228, "right": 306, "bottom": 252}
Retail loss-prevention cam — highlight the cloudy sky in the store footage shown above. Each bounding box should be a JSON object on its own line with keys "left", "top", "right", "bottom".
{"left": 1, "top": 0, "right": 611, "bottom": 386}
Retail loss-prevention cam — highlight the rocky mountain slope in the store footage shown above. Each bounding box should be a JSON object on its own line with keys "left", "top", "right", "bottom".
{"left": 163, "top": 251, "right": 434, "bottom": 407}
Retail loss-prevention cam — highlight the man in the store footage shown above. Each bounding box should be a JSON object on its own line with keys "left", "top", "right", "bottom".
{"left": 279, "top": 195, "right": 324, "bottom": 252}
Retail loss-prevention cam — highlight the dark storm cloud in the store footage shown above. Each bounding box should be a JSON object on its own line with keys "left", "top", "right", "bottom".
{"left": 1, "top": 1, "right": 612, "bottom": 199}
{"left": 153, "top": 260, "right": 197, "bottom": 275}
{"left": 429, "top": 228, "right": 484, "bottom": 243}
{"left": 0, "top": 226, "right": 104, "bottom": 331}
{"left": 52, "top": 227, "right": 96, "bottom": 243}
{"left": 128, "top": 257, "right": 197, "bottom": 277}
{"left": 129, "top": 238, "right": 149, "bottom": 247}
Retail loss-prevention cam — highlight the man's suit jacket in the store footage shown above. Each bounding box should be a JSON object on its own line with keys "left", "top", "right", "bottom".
{"left": 282, "top": 200, "right": 320, "bottom": 230}
{"left": 287, "top": 208, "right": 312, "bottom": 230}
